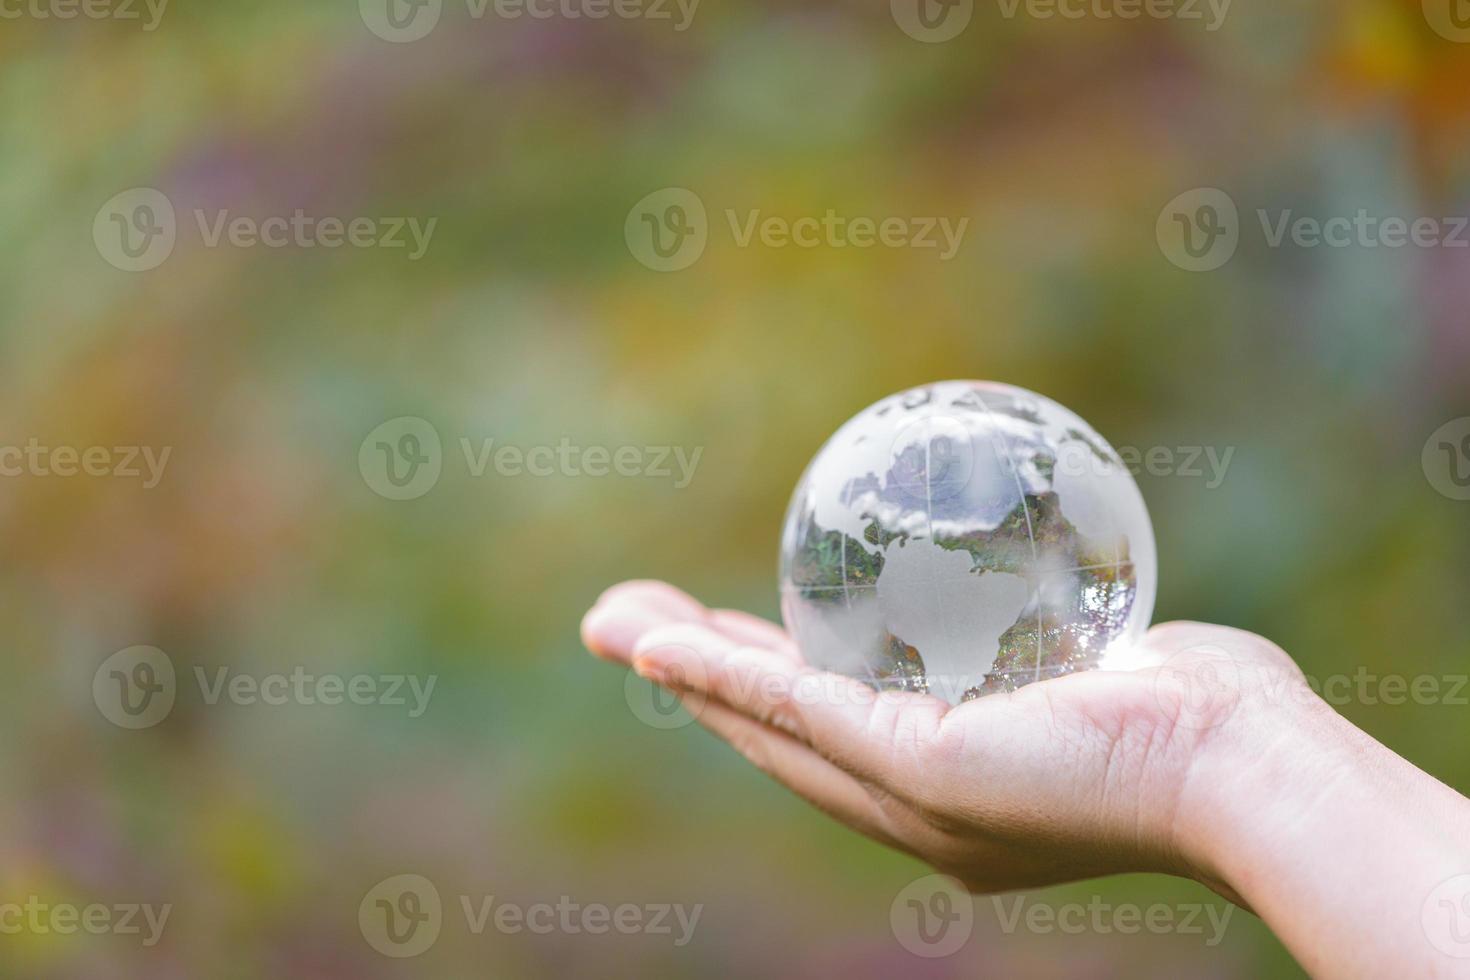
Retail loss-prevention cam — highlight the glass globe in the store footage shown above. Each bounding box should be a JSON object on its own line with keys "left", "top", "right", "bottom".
{"left": 779, "top": 381, "right": 1156, "bottom": 705}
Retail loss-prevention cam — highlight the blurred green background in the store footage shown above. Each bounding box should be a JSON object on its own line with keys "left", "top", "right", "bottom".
{"left": 2, "top": 0, "right": 1469, "bottom": 975}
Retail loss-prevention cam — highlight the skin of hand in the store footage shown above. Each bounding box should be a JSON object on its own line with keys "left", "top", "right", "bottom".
{"left": 582, "top": 580, "right": 1470, "bottom": 979}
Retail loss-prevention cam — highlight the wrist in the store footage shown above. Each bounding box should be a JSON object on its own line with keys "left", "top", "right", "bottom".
{"left": 1169, "top": 684, "right": 1351, "bottom": 894}
{"left": 1169, "top": 679, "right": 1470, "bottom": 974}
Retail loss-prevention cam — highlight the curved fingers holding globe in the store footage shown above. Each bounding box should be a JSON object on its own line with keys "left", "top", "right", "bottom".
{"left": 584, "top": 582, "right": 938, "bottom": 854}
{"left": 583, "top": 581, "right": 1325, "bottom": 896}
{"left": 649, "top": 633, "right": 946, "bottom": 776}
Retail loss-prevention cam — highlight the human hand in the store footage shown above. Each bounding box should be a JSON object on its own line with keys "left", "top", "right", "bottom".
{"left": 582, "top": 581, "right": 1470, "bottom": 978}
{"left": 580, "top": 580, "right": 1291, "bottom": 897}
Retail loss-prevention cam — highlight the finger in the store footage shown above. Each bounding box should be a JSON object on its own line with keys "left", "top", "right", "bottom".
{"left": 706, "top": 609, "right": 799, "bottom": 661}
{"left": 687, "top": 698, "right": 915, "bottom": 855}
{"left": 581, "top": 581, "right": 707, "bottom": 663}
{"left": 582, "top": 581, "right": 800, "bottom": 665}
{"left": 632, "top": 623, "right": 951, "bottom": 803}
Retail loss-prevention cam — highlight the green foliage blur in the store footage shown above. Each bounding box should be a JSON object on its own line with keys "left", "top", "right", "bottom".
{"left": 1, "top": 0, "right": 1468, "bottom": 975}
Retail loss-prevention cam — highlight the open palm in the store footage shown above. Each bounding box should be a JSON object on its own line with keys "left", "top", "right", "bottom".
{"left": 583, "top": 580, "right": 1299, "bottom": 900}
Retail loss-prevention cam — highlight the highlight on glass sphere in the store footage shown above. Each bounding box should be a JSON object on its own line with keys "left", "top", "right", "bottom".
{"left": 779, "top": 381, "right": 1157, "bottom": 706}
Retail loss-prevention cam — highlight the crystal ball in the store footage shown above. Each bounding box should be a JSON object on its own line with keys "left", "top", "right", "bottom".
{"left": 779, "top": 381, "right": 1157, "bottom": 705}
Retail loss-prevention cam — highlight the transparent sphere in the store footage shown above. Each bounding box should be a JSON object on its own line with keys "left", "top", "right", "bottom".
{"left": 779, "top": 381, "right": 1157, "bottom": 705}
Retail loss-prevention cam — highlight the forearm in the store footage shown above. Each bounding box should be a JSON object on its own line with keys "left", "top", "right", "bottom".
{"left": 1177, "top": 696, "right": 1470, "bottom": 977}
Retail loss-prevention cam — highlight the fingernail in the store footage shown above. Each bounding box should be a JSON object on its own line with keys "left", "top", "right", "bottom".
{"left": 581, "top": 603, "right": 660, "bottom": 661}
{"left": 632, "top": 656, "right": 666, "bottom": 684}
{"left": 631, "top": 638, "right": 698, "bottom": 686}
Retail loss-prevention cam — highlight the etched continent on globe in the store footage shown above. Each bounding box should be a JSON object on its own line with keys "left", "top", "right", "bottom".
{"left": 779, "top": 381, "right": 1157, "bottom": 705}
